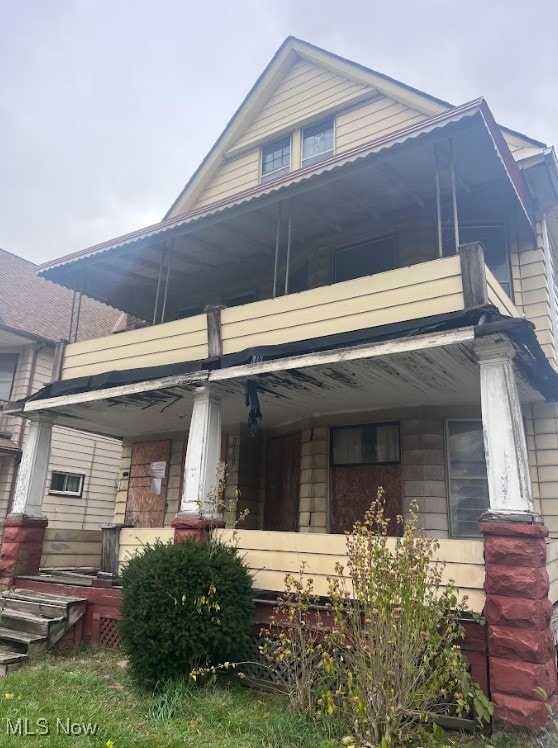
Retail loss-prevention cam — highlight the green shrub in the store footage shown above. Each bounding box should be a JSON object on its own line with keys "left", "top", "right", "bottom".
{"left": 119, "top": 538, "right": 253, "bottom": 687}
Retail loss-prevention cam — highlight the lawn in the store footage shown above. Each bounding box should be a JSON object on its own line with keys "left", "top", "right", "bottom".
{"left": 0, "top": 648, "right": 549, "bottom": 747}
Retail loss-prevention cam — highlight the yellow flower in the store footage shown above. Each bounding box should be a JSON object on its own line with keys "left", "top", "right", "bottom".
{"left": 4, "top": 693, "right": 14, "bottom": 700}
{"left": 105, "top": 741, "right": 114, "bottom": 748}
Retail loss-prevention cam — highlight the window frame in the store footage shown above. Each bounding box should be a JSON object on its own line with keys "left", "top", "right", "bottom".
{"left": 333, "top": 233, "right": 398, "bottom": 284}
{"left": 260, "top": 135, "right": 292, "bottom": 184}
{"left": 330, "top": 422, "right": 401, "bottom": 467}
{"left": 445, "top": 419, "right": 488, "bottom": 538}
{"left": 0, "top": 353, "right": 18, "bottom": 401}
{"left": 48, "top": 471, "right": 85, "bottom": 498}
{"left": 301, "top": 117, "right": 335, "bottom": 167}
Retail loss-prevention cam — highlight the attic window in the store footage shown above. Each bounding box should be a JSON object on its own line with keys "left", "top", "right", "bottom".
{"left": 261, "top": 136, "right": 291, "bottom": 183}
{"left": 302, "top": 118, "right": 334, "bottom": 166}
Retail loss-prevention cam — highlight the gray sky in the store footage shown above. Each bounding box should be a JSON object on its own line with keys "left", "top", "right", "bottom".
{"left": 2, "top": 0, "right": 558, "bottom": 265}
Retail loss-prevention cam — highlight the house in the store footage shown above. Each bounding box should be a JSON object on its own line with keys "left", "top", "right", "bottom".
{"left": 4, "top": 37, "right": 558, "bottom": 728}
{"left": 0, "top": 248, "right": 122, "bottom": 566}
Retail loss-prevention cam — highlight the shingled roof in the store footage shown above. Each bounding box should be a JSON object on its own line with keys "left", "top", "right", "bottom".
{"left": 0, "top": 248, "right": 119, "bottom": 344}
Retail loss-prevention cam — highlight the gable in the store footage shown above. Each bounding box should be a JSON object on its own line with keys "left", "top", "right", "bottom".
{"left": 230, "top": 58, "right": 374, "bottom": 154}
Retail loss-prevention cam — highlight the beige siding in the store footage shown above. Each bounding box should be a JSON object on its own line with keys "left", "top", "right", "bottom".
{"left": 221, "top": 256, "right": 464, "bottom": 355}
{"left": 40, "top": 528, "right": 102, "bottom": 569}
{"left": 547, "top": 539, "right": 558, "bottom": 605}
{"left": 214, "top": 528, "right": 485, "bottom": 612}
{"left": 234, "top": 59, "right": 371, "bottom": 153}
{"left": 401, "top": 419, "right": 448, "bottom": 538}
{"left": 61, "top": 314, "right": 208, "bottom": 379}
{"left": 336, "top": 95, "right": 427, "bottom": 153}
{"left": 517, "top": 236, "right": 556, "bottom": 367}
{"left": 525, "top": 402, "right": 558, "bottom": 537}
{"left": 118, "top": 527, "right": 174, "bottom": 571}
{"left": 193, "top": 150, "right": 260, "bottom": 209}
{"left": 486, "top": 267, "right": 521, "bottom": 318}
{"left": 43, "top": 427, "right": 121, "bottom": 531}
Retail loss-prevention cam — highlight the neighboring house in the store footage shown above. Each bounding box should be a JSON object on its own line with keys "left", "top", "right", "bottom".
{"left": 0, "top": 248, "right": 122, "bottom": 547}
{"left": 6, "top": 38, "right": 558, "bottom": 726}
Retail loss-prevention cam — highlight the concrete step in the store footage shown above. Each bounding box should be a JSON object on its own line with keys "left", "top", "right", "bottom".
{"left": 0, "top": 608, "right": 66, "bottom": 638}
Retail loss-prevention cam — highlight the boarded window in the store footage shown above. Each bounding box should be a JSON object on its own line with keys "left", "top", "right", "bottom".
{"left": 447, "top": 420, "right": 488, "bottom": 537}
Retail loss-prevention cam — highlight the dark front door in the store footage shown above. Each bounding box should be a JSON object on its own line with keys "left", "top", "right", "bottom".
{"left": 264, "top": 432, "right": 301, "bottom": 532}
{"left": 330, "top": 463, "right": 403, "bottom": 535}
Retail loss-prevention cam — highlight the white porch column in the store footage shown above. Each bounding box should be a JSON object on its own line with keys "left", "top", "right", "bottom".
{"left": 11, "top": 419, "right": 52, "bottom": 517}
{"left": 178, "top": 385, "right": 222, "bottom": 518}
{"left": 477, "top": 340, "right": 533, "bottom": 513}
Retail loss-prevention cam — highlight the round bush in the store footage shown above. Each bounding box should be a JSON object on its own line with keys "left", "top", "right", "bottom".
{"left": 119, "top": 538, "right": 253, "bottom": 686}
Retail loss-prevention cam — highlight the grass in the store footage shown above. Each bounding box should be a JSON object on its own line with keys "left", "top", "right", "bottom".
{"left": 0, "top": 647, "right": 552, "bottom": 747}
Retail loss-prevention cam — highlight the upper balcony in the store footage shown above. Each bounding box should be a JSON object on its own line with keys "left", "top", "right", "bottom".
{"left": 59, "top": 248, "right": 519, "bottom": 382}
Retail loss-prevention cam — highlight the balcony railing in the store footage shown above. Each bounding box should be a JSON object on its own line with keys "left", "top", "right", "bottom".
{"left": 60, "top": 248, "right": 520, "bottom": 382}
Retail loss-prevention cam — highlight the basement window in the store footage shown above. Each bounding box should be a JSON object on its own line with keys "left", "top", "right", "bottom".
{"left": 49, "top": 471, "right": 85, "bottom": 497}
{"left": 261, "top": 136, "right": 291, "bottom": 183}
{"left": 331, "top": 423, "right": 400, "bottom": 466}
{"left": 446, "top": 420, "right": 488, "bottom": 537}
{"left": 302, "top": 118, "right": 334, "bottom": 166}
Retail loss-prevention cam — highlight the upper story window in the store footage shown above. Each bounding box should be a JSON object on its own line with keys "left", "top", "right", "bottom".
{"left": 302, "top": 118, "right": 334, "bottom": 166}
{"left": 334, "top": 234, "right": 397, "bottom": 283}
{"left": 261, "top": 136, "right": 291, "bottom": 183}
{"left": 0, "top": 354, "right": 18, "bottom": 401}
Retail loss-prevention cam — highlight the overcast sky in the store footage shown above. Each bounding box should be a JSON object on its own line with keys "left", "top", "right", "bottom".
{"left": 2, "top": 0, "right": 558, "bottom": 265}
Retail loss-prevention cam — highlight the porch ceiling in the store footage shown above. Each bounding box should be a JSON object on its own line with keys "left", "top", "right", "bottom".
{"left": 25, "top": 333, "right": 541, "bottom": 439}
{"left": 38, "top": 106, "right": 534, "bottom": 321}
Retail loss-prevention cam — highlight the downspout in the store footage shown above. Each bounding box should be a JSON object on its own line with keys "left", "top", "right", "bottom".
{"left": 7, "top": 342, "right": 46, "bottom": 513}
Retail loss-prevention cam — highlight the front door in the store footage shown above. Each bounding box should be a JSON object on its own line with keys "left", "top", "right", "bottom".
{"left": 264, "top": 432, "right": 301, "bottom": 532}
{"left": 126, "top": 440, "right": 171, "bottom": 527}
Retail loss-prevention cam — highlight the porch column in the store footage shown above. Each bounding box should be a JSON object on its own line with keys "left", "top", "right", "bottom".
{"left": 477, "top": 340, "right": 533, "bottom": 513}
{"left": 0, "top": 418, "right": 52, "bottom": 587}
{"left": 172, "top": 385, "right": 224, "bottom": 542}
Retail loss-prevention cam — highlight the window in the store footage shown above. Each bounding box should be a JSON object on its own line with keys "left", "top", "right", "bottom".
{"left": 334, "top": 234, "right": 397, "bottom": 283}
{"left": 302, "top": 119, "right": 334, "bottom": 166}
{"left": 0, "top": 354, "right": 18, "bottom": 401}
{"left": 49, "top": 471, "right": 85, "bottom": 497}
{"left": 446, "top": 421, "right": 488, "bottom": 537}
{"left": 331, "top": 423, "right": 400, "bottom": 466}
{"left": 459, "top": 225, "right": 512, "bottom": 299}
{"left": 261, "top": 136, "right": 291, "bottom": 183}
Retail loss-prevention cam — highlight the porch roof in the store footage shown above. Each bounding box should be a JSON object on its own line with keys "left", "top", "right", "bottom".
{"left": 36, "top": 100, "right": 535, "bottom": 321}
{"left": 12, "top": 320, "right": 549, "bottom": 440}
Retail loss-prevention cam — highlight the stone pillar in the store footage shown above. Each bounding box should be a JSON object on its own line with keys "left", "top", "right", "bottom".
{"left": 0, "top": 419, "right": 52, "bottom": 587}
{"left": 481, "top": 514, "right": 557, "bottom": 731}
{"left": 477, "top": 340, "right": 533, "bottom": 513}
{"left": 172, "top": 385, "right": 224, "bottom": 542}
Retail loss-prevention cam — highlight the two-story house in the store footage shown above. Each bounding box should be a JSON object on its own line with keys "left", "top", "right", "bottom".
{"left": 5, "top": 38, "right": 558, "bottom": 728}
{"left": 0, "top": 248, "right": 122, "bottom": 567}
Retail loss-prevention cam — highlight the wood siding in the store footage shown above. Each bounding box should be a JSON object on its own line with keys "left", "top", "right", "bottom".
{"left": 336, "top": 95, "right": 426, "bottom": 154}
{"left": 61, "top": 314, "right": 208, "bottom": 380}
{"left": 234, "top": 59, "right": 371, "bottom": 153}
{"left": 525, "top": 402, "right": 558, "bottom": 537}
{"left": 214, "top": 528, "right": 486, "bottom": 612}
{"left": 194, "top": 150, "right": 260, "bottom": 209}
{"left": 40, "top": 528, "right": 102, "bottom": 569}
{"left": 486, "top": 267, "right": 521, "bottom": 318}
{"left": 118, "top": 527, "right": 174, "bottom": 570}
{"left": 43, "top": 426, "right": 121, "bottom": 531}
{"left": 220, "top": 256, "right": 464, "bottom": 355}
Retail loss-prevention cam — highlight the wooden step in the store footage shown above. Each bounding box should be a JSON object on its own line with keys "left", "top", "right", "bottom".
{"left": 0, "top": 628, "right": 48, "bottom": 656}
{"left": 0, "top": 609, "right": 66, "bottom": 638}
{"left": 0, "top": 647, "right": 28, "bottom": 676}
{"left": 4, "top": 589, "right": 87, "bottom": 610}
